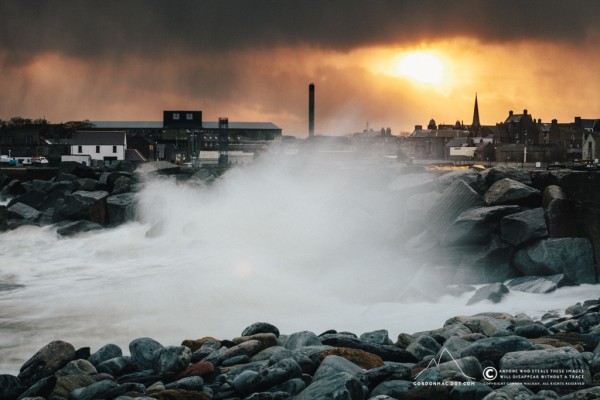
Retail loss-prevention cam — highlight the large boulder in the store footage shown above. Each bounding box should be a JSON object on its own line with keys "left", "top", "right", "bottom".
{"left": 499, "top": 347, "right": 592, "bottom": 390}
{"left": 441, "top": 205, "right": 521, "bottom": 246}
{"left": 294, "top": 371, "right": 366, "bottom": 400}
{"left": 18, "top": 340, "right": 76, "bottom": 387}
{"left": 56, "top": 220, "right": 104, "bottom": 237}
{"left": 500, "top": 207, "right": 548, "bottom": 247}
{"left": 106, "top": 193, "right": 137, "bottom": 226}
{"left": 512, "top": 238, "right": 596, "bottom": 284}
{"left": 53, "top": 190, "right": 109, "bottom": 224}
{"left": 466, "top": 283, "right": 509, "bottom": 305}
{"left": 505, "top": 274, "right": 575, "bottom": 294}
{"left": 486, "top": 164, "right": 532, "bottom": 186}
{"left": 436, "top": 169, "right": 487, "bottom": 194}
{"left": 484, "top": 178, "right": 541, "bottom": 207}
{"left": 6, "top": 202, "right": 41, "bottom": 221}
{"left": 453, "top": 236, "right": 520, "bottom": 284}
{"left": 542, "top": 185, "right": 582, "bottom": 238}
{"left": 460, "top": 336, "right": 532, "bottom": 364}
{"left": 424, "top": 179, "right": 484, "bottom": 239}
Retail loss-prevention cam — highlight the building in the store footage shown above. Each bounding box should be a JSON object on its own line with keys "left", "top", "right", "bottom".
{"left": 70, "top": 131, "right": 126, "bottom": 166}
{"left": 497, "top": 109, "right": 539, "bottom": 145}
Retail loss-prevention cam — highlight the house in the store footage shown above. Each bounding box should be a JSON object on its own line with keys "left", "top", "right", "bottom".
{"left": 582, "top": 132, "right": 600, "bottom": 162}
{"left": 497, "top": 109, "right": 539, "bottom": 145}
{"left": 70, "top": 131, "right": 126, "bottom": 166}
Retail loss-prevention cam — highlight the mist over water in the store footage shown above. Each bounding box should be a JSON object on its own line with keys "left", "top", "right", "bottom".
{"left": 0, "top": 153, "right": 598, "bottom": 374}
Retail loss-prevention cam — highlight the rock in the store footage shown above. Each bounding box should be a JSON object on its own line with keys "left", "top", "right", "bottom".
{"left": 106, "top": 193, "right": 137, "bottom": 226}
{"left": 147, "top": 389, "right": 211, "bottom": 399}
{"left": 294, "top": 371, "right": 366, "bottom": 400}
{"left": 453, "top": 237, "right": 520, "bottom": 284}
{"left": 242, "top": 322, "right": 281, "bottom": 338}
{"left": 7, "top": 189, "right": 47, "bottom": 210}
{"left": 222, "top": 354, "right": 250, "bottom": 366}
{"left": 406, "top": 335, "right": 441, "bottom": 361}
{"left": 6, "top": 202, "right": 41, "bottom": 221}
{"left": 483, "top": 178, "right": 541, "bottom": 207}
{"left": 505, "top": 274, "right": 575, "bottom": 294}
{"left": 97, "top": 356, "right": 134, "bottom": 375}
{"left": 2, "top": 179, "right": 26, "bottom": 197}
{"left": 56, "top": 359, "right": 97, "bottom": 376}
{"left": 500, "top": 347, "right": 592, "bottom": 389}
{"left": 514, "top": 323, "right": 551, "bottom": 339}
{"left": 75, "top": 178, "right": 99, "bottom": 191}
{"left": 460, "top": 335, "right": 532, "bottom": 364}
{"left": 70, "top": 379, "right": 125, "bottom": 400}
{"left": 53, "top": 190, "right": 109, "bottom": 224}
{"left": 112, "top": 175, "right": 134, "bottom": 194}
{"left": 512, "top": 238, "right": 596, "bottom": 284}
{"left": 0, "top": 374, "right": 24, "bottom": 400}
{"left": 448, "top": 382, "right": 493, "bottom": 400}
{"left": 441, "top": 205, "right": 521, "bottom": 246}
{"left": 359, "top": 330, "right": 393, "bottom": 346}
{"left": 56, "top": 220, "right": 104, "bottom": 237}
{"left": 485, "top": 164, "right": 532, "bottom": 186}
{"left": 405, "top": 385, "right": 450, "bottom": 400}
{"left": 220, "top": 340, "right": 263, "bottom": 364}
{"left": 50, "top": 374, "right": 96, "bottom": 398}
{"left": 466, "top": 283, "right": 509, "bottom": 305}
{"left": 370, "top": 380, "right": 413, "bottom": 398}
{"left": 233, "top": 358, "right": 303, "bottom": 395}
{"left": 480, "top": 384, "right": 534, "bottom": 399}
{"left": 424, "top": 180, "right": 485, "bottom": 238}
{"left": 320, "top": 334, "right": 417, "bottom": 363}
{"left": 500, "top": 207, "right": 548, "bottom": 246}
{"left": 59, "top": 162, "right": 96, "bottom": 179}
{"left": 88, "top": 343, "right": 123, "bottom": 366}
{"left": 182, "top": 337, "right": 220, "bottom": 353}
{"left": 130, "top": 337, "right": 164, "bottom": 370}
{"left": 177, "top": 361, "right": 215, "bottom": 379}
{"left": 543, "top": 185, "right": 581, "bottom": 238}
{"left": 233, "top": 333, "right": 279, "bottom": 350}
{"left": 403, "top": 192, "right": 442, "bottom": 233}
{"left": 318, "top": 348, "right": 384, "bottom": 370}
{"left": 364, "top": 363, "right": 412, "bottom": 389}
{"left": 18, "top": 340, "right": 76, "bottom": 387}
{"left": 153, "top": 346, "right": 192, "bottom": 374}
{"left": 436, "top": 169, "right": 487, "bottom": 194}
{"left": 165, "top": 376, "right": 204, "bottom": 391}
{"left": 14, "top": 375, "right": 56, "bottom": 399}
{"left": 282, "top": 331, "right": 321, "bottom": 350}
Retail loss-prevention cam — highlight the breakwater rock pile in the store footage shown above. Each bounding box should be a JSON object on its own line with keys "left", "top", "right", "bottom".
{"left": 2, "top": 299, "right": 600, "bottom": 400}
{"left": 400, "top": 164, "right": 600, "bottom": 287}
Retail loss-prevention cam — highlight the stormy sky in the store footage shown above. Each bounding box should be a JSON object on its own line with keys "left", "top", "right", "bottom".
{"left": 1, "top": 0, "right": 599, "bottom": 135}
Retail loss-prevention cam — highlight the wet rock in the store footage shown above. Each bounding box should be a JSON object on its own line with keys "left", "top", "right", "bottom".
{"left": 51, "top": 374, "right": 96, "bottom": 398}
{"left": 320, "top": 334, "right": 417, "bottom": 363}
{"left": 505, "top": 274, "right": 576, "bottom": 294}
{"left": 460, "top": 335, "right": 532, "bottom": 364}
{"left": 425, "top": 180, "right": 485, "bottom": 238}
{"left": 441, "top": 205, "right": 521, "bottom": 246}
{"left": 448, "top": 382, "right": 493, "bottom": 400}
{"left": 282, "top": 331, "right": 321, "bottom": 350}
{"left": 480, "top": 383, "right": 534, "bottom": 399}
{"left": 405, "top": 385, "right": 450, "bottom": 400}
{"left": 514, "top": 323, "right": 551, "bottom": 339}
{"left": 130, "top": 337, "right": 164, "bottom": 370}
{"left": 512, "top": 238, "right": 596, "bottom": 284}
{"left": 106, "top": 193, "right": 137, "bottom": 226}
{"left": 6, "top": 202, "right": 41, "bottom": 221}
{"left": 56, "top": 359, "right": 97, "bottom": 376}
{"left": 70, "top": 379, "right": 123, "bottom": 400}
{"left": 112, "top": 175, "right": 134, "bottom": 194}
{"left": 220, "top": 340, "right": 263, "bottom": 364}
{"left": 543, "top": 185, "right": 581, "bottom": 238}
{"left": 483, "top": 178, "right": 541, "bottom": 207}
{"left": 153, "top": 346, "right": 192, "bottom": 374}
{"left": 53, "top": 190, "right": 109, "bottom": 224}
{"left": 242, "top": 322, "right": 281, "bottom": 338}
{"left": 233, "top": 358, "right": 302, "bottom": 395}
{"left": 318, "top": 347, "right": 384, "bottom": 370}
{"left": 75, "top": 178, "right": 99, "bottom": 191}
{"left": 360, "top": 330, "right": 393, "bottom": 346}
{"left": 364, "top": 363, "right": 412, "bottom": 389}
{"left": 466, "top": 283, "right": 509, "bottom": 305}
{"left": 18, "top": 340, "right": 76, "bottom": 387}
{"left": 294, "top": 371, "right": 366, "bottom": 400}
{"left": 15, "top": 375, "right": 56, "bottom": 399}
{"left": 56, "top": 220, "right": 104, "bottom": 237}
{"left": 0, "top": 374, "right": 24, "bottom": 400}
{"left": 147, "top": 389, "right": 212, "bottom": 399}
{"left": 500, "top": 207, "right": 548, "bottom": 246}
{"left": 453, "top": 237, "right": 519, "bottom": 284}
{"left": 485, "top": 164, "right": 532, "bottom": 186}
{"left": 182, "top": 337, "right": 220, "bottom": 353}
{"left": 370, "top": 380, "right": 413, "bottom": 398}
{"left": 97, "top": 356, "right": 134, "bottom": 376}
{"left": 406, "top": 335, "right": 441, "bottom": 361}
{"left": 177, "top": 361, "right": 215, "bottom": 379}
{"left": 165, "top": 376, "right": 205, "bottom": 391}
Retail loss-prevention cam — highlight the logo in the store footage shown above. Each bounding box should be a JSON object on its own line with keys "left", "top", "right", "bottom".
{"left": 414, "top": 348, "right": 476, "bottom": 381}
{"left": 483, "top": 366, "right": 498, "bottom": 381}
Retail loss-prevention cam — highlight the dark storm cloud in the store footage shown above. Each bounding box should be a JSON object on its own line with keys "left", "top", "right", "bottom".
{"left": 1, "top": 0, "right": 598, "bottom": 62}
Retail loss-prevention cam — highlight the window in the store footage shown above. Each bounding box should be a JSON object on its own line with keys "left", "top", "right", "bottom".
{"left": 113, "top": 145, "right": 117, "bottom": 153}
{"left": 78, "top": 145, "right": 82, "bottom": 153}
{"left": 186, "top": 113, "right": 193, "bottom": 120}
{"left": 173, "top": 113, "right": 180, "bottom": 120}
{"left": 96, "top": 146, "right": 100, "bottom": 153}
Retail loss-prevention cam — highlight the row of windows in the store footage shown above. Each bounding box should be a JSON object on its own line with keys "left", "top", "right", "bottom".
{"left": 78, "top": 146, "right": 118, "bottom": 153}
{"left": 172, "top": 113, "right": 194, "bottom": 121}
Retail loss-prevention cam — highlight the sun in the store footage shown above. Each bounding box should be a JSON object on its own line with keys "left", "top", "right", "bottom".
{"left": 394, "top": 51, "right": 445, "bottom": 84}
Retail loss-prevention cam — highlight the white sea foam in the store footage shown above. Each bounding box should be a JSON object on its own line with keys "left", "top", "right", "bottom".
{"left": 0, "top": 154, "right": 597, "bottom": 374}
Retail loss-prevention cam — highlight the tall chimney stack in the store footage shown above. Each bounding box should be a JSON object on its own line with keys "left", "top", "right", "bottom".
{"left": 308, "top": 83, "right": 315, "bottom": 137}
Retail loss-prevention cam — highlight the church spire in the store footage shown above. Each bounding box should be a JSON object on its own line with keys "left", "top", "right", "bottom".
{"left": 472, "top": 93, "right": 481, "bottom": 129}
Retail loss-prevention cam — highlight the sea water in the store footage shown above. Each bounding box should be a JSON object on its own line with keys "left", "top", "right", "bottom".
{"left": 0, "top": 154, "right": 597, "bottom": 374}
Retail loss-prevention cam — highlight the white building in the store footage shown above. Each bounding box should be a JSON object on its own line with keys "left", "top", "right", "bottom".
{"left": 70, "top": 131, "right": 126, "bottom": 165}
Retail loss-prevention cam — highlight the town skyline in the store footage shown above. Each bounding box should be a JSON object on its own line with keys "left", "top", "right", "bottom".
{"left": 1, "top": 1, "right": 599, "bottom": 136}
